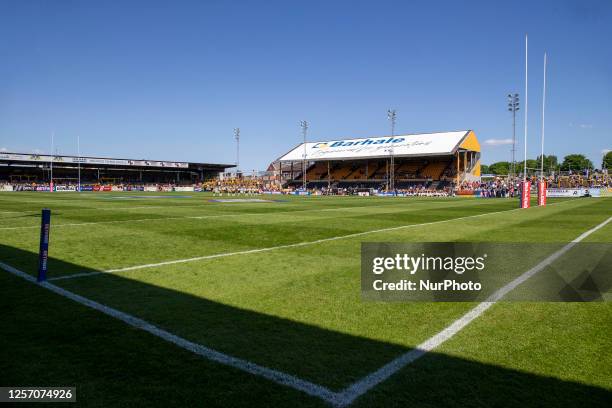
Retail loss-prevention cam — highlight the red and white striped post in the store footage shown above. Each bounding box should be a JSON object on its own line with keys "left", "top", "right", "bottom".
{"left": 537, "top": 180, "right": 547, "bottom": 206}
{"left": 520, "top": 180, "right": 531, "bottom": 208}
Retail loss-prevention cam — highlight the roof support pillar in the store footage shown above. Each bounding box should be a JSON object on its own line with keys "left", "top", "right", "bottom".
{"left": 456, "top": 152, "right": 459, "bottom": 185}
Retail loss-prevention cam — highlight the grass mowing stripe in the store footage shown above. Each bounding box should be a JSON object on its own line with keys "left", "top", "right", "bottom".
{"left": 0, "top": 261, "right": 341, "bottom": 405}
{"left": 4, "top": 199, "right": 512, "bottom": 279}
{"left": 0, "top": 199, "right": 473, "bottom": 229}
{"left": 0, "top": 212, "right": 286, "bottom": 230}
{"left": 48, "top": 201, "right": 564, "bottom": 281}
{"left": 0, "top": 200, "right": 417, "bottom": 214}
{"left": 0, "top": 203, "right": 402, "bottom": 229}
{"left": 334, "top": 215, "right": 612, "bottom": 407}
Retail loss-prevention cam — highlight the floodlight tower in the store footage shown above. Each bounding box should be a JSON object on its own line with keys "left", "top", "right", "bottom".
{"left": 387, "top": 109, "right": 397, "bottom": 191}
{"left": 234, "top": 128, "right": 240, "bottom": 175}
{"left": 300, "top": 120, "right": 309, "bottom": 190}
{"left": 507, "top": 93, "right": 520, "bottom": 178}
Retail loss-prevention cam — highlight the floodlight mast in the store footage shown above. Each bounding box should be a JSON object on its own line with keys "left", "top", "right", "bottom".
{"left": 507, "top": 93, "right": 520, "bottom": 179}
{"left": 387, "top": 109, "right": 396, "bottom": 192}
{"left": 234, "top": 128, "right": 240, "bottom": 175}
{"left": 300, "top": 120, "right": 308, "bottom": 191}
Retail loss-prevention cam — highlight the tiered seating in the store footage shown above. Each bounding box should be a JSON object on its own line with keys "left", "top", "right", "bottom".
{"left": 348, "top": 166, "right": 367, "bottom": 179}
{"left": 329, "top": 163, "right": 354, "bottom": 180}
{"left": 294, "top": 158, "right": 455, "bottom": 184}
{"left": 421, "top": 161, "right": 449, "bottom": 180}
{"left": 395, "top": 162, "right": 422, "bottom": 179}
{"left": 371, "top": 162, "right": 388, "bottom": 179}
{"left": 367, "top": 162, "right": 381, "bottom": 178}
{"left": 345, "top": 163, "right": 370, "bottom": 180}
{"left": 305, "top": 162, "right": 328, "bottom": 180}
{"left": 441, "top": 161, "right": 456, "bottom": 180}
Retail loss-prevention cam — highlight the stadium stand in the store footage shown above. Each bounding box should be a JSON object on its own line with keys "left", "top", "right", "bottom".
{"left": 0, "top": 152, "right": 234, "bottom": 187}
{"left": 272, "top": 130, "right": 481, "bottom": 191}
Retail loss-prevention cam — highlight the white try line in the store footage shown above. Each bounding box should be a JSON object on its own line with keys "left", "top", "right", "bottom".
{"left": 48, "top": 200, "right": 573, "bottom": 281}
{"left": 1, "top": 214, "right": 609, "bottom": 407}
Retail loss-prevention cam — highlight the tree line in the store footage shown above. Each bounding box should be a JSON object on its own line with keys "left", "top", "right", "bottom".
{"left": 482, "top": 152, "right": 612, "bottom": 175}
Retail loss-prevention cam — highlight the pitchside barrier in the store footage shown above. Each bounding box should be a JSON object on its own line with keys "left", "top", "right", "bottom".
{"left": 546, "top": 188, "right": 602, "bottom": 198}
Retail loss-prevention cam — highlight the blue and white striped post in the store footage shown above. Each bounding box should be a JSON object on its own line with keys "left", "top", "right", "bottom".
{"left": 37, "top": 209, "right": 51, "bottom": 282}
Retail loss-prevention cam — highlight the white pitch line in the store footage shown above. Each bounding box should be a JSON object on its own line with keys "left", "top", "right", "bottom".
{"left": 48, "top": 200, "right": 572, "bottom": 281}
{"left": 334, "top": 215, "right": 612, "bottom": 407}
{"left": 0, "top": 261, "right": 341, "bottom": 405}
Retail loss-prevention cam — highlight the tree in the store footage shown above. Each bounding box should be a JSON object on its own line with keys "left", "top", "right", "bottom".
{"left": 488, "top": 161, "right": 510, "bottom": 175}
{"left": 535, "top": 154, "right": 558, "bottom": 172}
{"left": 515, "top": 159, "right": 538, "bottom": 174}
{"left": 603, "top": 151, "right": 612, "bottom": 170}
{"left": 525, "top": 159, "right": 539, "bottom": 170}
{"left": 480, "top": 164, "right": 490, "bottom": 174}
{"left": 560, "top": 154, "right": 594, "bottom": 172}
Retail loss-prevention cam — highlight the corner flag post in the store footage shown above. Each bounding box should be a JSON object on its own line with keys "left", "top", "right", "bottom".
{"left": 37, "top": 209, "right": 51, "bottom": 282}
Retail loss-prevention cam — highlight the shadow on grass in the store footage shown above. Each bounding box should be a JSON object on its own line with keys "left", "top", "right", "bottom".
{"left": 0, "top": 243, "right": 610, "bottom": 407}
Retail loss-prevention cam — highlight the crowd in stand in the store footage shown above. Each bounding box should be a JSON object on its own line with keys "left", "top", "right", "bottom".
{"left": 203, "top": 177, "right": 275, "bottom": 195}
{"left": 2, "top": 171, "right": 610, "bottom": 197}
{"left": 394, "top": 185, "right": 451, "bottom": 197}
{"left": 458, "top": 179, "right": 517, "bottom": 198}
{"left": 546, "top": 172, "right": 610, "bottom": 188}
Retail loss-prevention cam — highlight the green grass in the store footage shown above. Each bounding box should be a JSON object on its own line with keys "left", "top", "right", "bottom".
{"left": 1, "top": 192, "right": 610, "bottom": 407}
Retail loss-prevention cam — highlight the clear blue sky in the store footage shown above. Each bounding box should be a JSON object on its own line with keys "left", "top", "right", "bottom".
{"left": 1, "top": 0, "right": 610, "bottom": 170}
